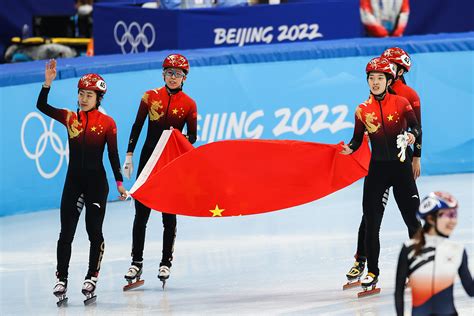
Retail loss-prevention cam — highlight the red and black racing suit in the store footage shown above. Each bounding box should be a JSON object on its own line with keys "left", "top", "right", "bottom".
{"left": 348, "top": 92, "right": 421, "bottom": 276}
{"left": 354, "top": 82, "right": 422, "bottom": 263}
{"left": 37, "top": 86, "right": 123, "bottom": 281}
{"left": 127, "top": 86, "right": 197, "bottom": 268}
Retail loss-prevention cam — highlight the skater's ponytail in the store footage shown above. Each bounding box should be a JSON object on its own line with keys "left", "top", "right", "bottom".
{"left": 413, "top": 220, "right": 432, "bottom": 256}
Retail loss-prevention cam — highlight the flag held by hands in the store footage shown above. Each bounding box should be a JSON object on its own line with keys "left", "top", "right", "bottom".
{"left": 130, "top": 130, "right": 370, "bottom": 217}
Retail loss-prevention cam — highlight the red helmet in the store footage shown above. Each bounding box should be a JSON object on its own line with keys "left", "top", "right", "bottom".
{"left": 78, "top": 74, "right": 107, "bottom": 94}
{"left": 381, "top": 47, "right": 411, "bottom": 72}
{"left": 366, "top": 57, "right": 396, "bottom": 78}
{"left": 162, "top": 54, "right": 189, "bottom": 74}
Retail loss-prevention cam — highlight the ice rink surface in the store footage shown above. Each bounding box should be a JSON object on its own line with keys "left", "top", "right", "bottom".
{"left": 1, "top": 173, "right": 473, "bottom": 315}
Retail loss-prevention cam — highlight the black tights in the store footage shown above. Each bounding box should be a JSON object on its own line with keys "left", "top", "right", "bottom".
{"left": 56, "top": 169, "right": 108, "bottom": 280}
{"left": 361, "top": 160, "right": 420, "bottom": 276}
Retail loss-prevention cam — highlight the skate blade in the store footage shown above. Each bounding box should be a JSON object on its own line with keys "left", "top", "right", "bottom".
{"left": 83, "top": 295, "right": 97, "bottom": 306}
{"left": 343, "top": 280, "right": 361, "bottom": 290}
{"left": 123, "top": 279, "right": 144, "bottom": 291}
{"left": 357, "top": 287, "right": 381, "bottom": 298}
{"left": 56, "top": 297, "right": 68, "bottom": 307}
{"left": 159, "top": 279, "right": 166, "bottom": 290}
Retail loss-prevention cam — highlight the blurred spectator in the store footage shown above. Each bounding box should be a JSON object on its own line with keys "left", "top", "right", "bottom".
{"left": 360, "top": 0, "right": 410, "bottom": 37}
{"left": 76, "top": 0, "right": 94, "bottom": 37}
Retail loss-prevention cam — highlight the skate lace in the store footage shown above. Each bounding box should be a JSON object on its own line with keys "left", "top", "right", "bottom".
{"left": 54, "top": 281, "right": 67, "bottom": 292}
{"left": 127, "top": 265, "right": 140, "bottom": 277}
{"left": 83, "top": 278, "right": 97, "bottom": 292}
{"left": 159, "top": 266, "right": 170, "bottom": 275}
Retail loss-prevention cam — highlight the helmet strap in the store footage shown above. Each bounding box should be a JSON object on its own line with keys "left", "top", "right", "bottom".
{"left": 165, "top": 85, "right": 182, "bottom": 95}
{"left": 76, "top": 102, "right": 81, "bottom": 122}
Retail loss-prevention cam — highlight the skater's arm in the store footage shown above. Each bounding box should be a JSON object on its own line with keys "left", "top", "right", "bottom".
{"left": 36, "top": 59, "right": 67, "bottom": 124}
{"left": 395, "top": 244, "right": 409, "bottom": 316}
{"left": 106, "top": 118, "right": 124, "bottom": 182}
{"left": 126, "top": 95, "right": 149, "bottom": 153}
{"left": 403, "top": 101, "right": 421, "bottom": 139}
{"left": 185, "top": 100, "right": 197, "bottom": 144}
{"left": 458, "top": 249, "right": 474, "bottom": 296}
{"left": 347, "top": 111, "right": 366, "bottom": 152}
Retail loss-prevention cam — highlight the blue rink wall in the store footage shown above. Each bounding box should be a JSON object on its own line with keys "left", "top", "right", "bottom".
{"left": 0, "top": 33, "right": 473, "bottom": 216}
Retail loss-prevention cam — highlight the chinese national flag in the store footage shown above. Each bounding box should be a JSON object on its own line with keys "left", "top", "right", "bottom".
{"left": 130, "top": 130, "right": 370, "bottom": 217}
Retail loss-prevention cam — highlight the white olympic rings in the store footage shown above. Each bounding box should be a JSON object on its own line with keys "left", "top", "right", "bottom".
{"left": 114, "top": 21, "right": 156, "bottom": 54}
{"left": 21, "top": 112, "right": 69, "bottom": 179}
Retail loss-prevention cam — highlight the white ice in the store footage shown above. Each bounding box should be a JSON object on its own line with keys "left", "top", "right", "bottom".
{"left": 1, "top": 174, "right": 473, "bottom": 315}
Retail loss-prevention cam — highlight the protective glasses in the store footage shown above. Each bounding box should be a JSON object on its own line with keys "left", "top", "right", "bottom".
{"left": 164, "top": 69, "right": 186, "bottom": 78}
{"left": 438, "top": 208, "right": 457, "bottom": 219}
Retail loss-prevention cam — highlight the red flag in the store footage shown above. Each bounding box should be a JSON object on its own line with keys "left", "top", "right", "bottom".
{"left": 130, "top": 130, "right": 370, "bottom": 217}
{"left": 129, "top": 129, "right": 194, "bottom": 195}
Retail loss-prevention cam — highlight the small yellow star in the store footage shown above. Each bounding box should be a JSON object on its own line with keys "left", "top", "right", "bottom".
{"left": 210, "top": 205, "right": 224, "bottom": 217}
{"left": 91, "top": 126, "right": 97, "bottom": 132}
{"left": 172, "top": 108, "right": 178, "bottom": 115}
{"left": 387, "top": 114, "right": 393, "bottom": 121}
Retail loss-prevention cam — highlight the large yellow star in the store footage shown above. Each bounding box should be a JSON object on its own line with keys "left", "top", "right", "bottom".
{"left": 210, "top": 205, "right": 224, "bottom": 217}
{"left": 172, "top": 108, "right": 178, "bottom": 115}
{"left": 387, "top": 114, "right": 394, "bottom": 121}
{"left": 91, "top": 126, "right": 97, "bottom": 132}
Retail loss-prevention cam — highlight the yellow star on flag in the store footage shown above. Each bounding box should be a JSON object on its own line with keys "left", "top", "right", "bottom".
{"left": 387, "top": 114, "right": 394, "bottom": 121}
{"left": 91, "top": 126, "right": 97, "bottom": 132}
{"left": 172, "top": 108, "right": 178, "bottom": 115}
{"left": 210, "top": 205, "right": 224, "bottom": 217}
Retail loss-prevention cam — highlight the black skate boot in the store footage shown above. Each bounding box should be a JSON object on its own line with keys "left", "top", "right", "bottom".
{"left": 82, "top": 274, "right": 98, "bottom": 305}
{"left": 123, "top": 261, "right": 144, "bottom": 291}
{"left": 53, "top": 277, "right": 68, "bottom": 307}
{"left": 343, "top": 260, "right": 366, "bottom": 290}
{"left": 358, "top": 272, "right": 381, "bottom": 297}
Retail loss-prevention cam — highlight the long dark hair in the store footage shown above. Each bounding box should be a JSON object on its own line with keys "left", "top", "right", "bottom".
{"left": 412, "top": 216, "right": 435, "bottom": 256}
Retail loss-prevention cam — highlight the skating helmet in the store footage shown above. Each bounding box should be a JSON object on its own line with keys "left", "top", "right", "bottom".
{"left": 365, "top": 57, "right": 396, "bottom": 78}
{"left": 417, "top": 191, "right": 458, "bottom": 220}
{"left": 381, "top": 47, "right": 411, "bottom": 72}
{"left": 78, "top": 74, "right": 107, "bottom": 94}
{"left": 162, "top": 54, "right": 189, "bottom": 74}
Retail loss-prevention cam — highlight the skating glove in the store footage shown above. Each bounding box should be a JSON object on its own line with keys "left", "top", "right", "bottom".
{"left": 397, "top": 132, "right": 409, "bottom": 162}
{"left": 122, "top": 154, "right": 134, "bottom": 179}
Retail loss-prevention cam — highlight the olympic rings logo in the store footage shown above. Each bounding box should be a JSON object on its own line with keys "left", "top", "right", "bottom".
{"left": 21, "top": 112, "right": 69, "bottom": 179}
{"left": 114, "top": 21, "right": 156, "bottom": 54}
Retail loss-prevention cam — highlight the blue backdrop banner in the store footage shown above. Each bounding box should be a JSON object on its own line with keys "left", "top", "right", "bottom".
{"left": 93, "top": 1, "right": 362, "bottom": 55}
{"left": 0, "top": 34, "right": 472, "bottom": 216}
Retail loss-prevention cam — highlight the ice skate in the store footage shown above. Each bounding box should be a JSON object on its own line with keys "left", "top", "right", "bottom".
{"left": 158, "top": 265, "right": 170, "bottom": 289}
{"left": 82, "top": 276, "right": 98, "bottom": 305}
{"left": 343, "top": 260, "right": 365, "bottom": 290}
{"left": 123, "top": 263, "right": 145, "bottom": 291}
{"left": 53, "top": 279, "right": 68, "bottom": 307}
{"left": 357, "top": 272, "right": 381, "bottom": 297}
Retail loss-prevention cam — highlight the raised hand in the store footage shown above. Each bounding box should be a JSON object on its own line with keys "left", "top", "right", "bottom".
{"left": 44, "top": 59, "right": 57, "bottom": 86}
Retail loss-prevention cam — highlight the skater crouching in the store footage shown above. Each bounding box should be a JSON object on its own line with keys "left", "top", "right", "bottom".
{"left": 38, "top": 59, "right": 127, "bottom": 306}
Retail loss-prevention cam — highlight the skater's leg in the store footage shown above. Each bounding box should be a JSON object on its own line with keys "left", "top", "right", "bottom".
{"left": 160, "top": 212, "right": 176, "bottom": 268}
{"left": 393, "top": 160, "right": 421, "bottom": 238}
{"left": 356, "top": 215, "right": 366, "bottom": 260}
{"left": 130, "top": 146, "right": 154, "bottom": 262}
{"left": 131, "top": 201, "right": 152, "bottom": 262}
{"left": 57, "top": 173, "right": 83, "bottom": 280}
{"left": 84, "top": 170, "right": 108, "bottom": 277}
{"left": 363, "top": 162, "right": 390, "bottom": 277}
{"left": 356, "top": 186, "right": 389, "bottom": 260}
